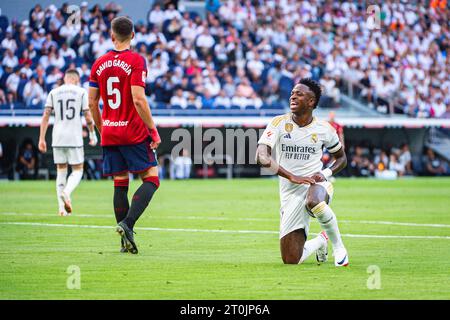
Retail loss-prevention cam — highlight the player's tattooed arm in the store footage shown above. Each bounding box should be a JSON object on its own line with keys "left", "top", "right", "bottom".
{"left": 256, "top": 144, "right": 315, "bottom": 185}
{"left": 38, "top": 107, "right": 52, "bottom": 153}
{"left": 88, "top": 87, "right": 102, "bottom": 134}
{"left": 329, "top": 147, "right": 347, "bottom": 174}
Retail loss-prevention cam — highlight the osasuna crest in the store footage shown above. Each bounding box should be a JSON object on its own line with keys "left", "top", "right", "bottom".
{"left": 285, "top": 123, "right": 293, "bottom": 133}
{"left": 311, "top": 133, "right": 318, "bottom": 143}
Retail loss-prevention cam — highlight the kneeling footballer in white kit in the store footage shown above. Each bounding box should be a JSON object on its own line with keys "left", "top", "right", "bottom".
{"left": 256, "top": 78, "right": 349, "bottom": 267}
{"left": 38, "top": 69, "right": 98, "bottom": 216}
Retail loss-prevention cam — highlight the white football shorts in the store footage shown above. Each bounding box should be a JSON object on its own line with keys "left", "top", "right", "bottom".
{"left": 53, "top": 147, "right": 84, "bottom": 165}
{"left": 279, "top": 181, "right": 334, "bottom": 240}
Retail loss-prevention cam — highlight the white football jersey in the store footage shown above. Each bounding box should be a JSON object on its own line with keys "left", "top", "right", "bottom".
{"left": 258, "top": 113, "right": 342, "bottom": 202}
{"left": 45, "top": 84, "right": 89, "bottom": 147}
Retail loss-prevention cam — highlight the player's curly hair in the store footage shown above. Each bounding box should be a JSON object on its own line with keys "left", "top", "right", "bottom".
{"left": 298, "top": 78, "right": 322, "bottom": 108}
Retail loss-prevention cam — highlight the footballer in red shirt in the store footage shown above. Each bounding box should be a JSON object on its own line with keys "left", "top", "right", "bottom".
{"left": 89, "top": 16, "right": 161, "bottom": 254}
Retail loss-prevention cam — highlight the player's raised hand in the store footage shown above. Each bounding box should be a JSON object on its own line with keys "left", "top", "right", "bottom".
{"left": 289, "top": 175, "right": 316, "bottom": 185}
{"left": 38, "top": 140, "right": 47, "bottom": 153}
{"left": 149, "top": 127, "right": 161, "bottom": 149}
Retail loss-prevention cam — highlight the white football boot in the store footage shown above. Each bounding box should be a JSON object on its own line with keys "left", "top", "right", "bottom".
{"left": 58, "top": 210, "right": 68, "bottom": 217}
{"left": 316, "top": 231, "right": 329, "bottom": 264}
{"left": 334, "top": 247, "right": 349, "bottom": 267}
{"left": 60, "top": 191, "right": 72, "bottom": 214}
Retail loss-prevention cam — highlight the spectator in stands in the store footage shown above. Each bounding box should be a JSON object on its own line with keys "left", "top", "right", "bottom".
{"left": 23, "top": 76, "right": 44, "bottom": 107}
{"left": 59, "top": 42, "right": 77, "bottom": 60}
{"left": 164, "top": 3, "right": 182, "bottom": 22}
{"left": 16, "top": 139, "right": 38, "bottom": 180}
{"left": 201, "top": 91, "right": 215, "bottom": 109}
{"left": 170, "top": 88, "right": 188, "bottom": 109}
{"left": 195, "top": 28, "right": 215, "bottom": 59}
{"left": 320, "top": 74, "right": 341, "bottom": 105}
{"left": 42, "top": 33, "right": 58, "bottom": 52}
{"left": 180, "top": 19, "right": 197, "bottom": 45}
{"left": 172, "top": 149, "right": 192, "bottom": 179}
{"left": 399, "top": 143, "right": 413, "bottom": 175}
{"left": 30, "top": 4, "right": 45, "bottom": 29}
{"left": 46, "top": 67, "right": 63, "bottom": 89}
{"left": 1, "top": 30, "right": 18, "bottom": 53}
{"left": 423, "top": 148, "right": 447, "bottom": 176}
{"left": 29, "top": 30, "right": 45, "bottom": 51}
{"left": 442, "top": 105, "right": 450, "bottom": 119}
{"left": 2, "top": 49, "right": 18, "bottom": 69}
{"left": 48, "top": 49, "right": 66, "bottom": 70}
{"left": 431, "top": 97, "right": 447, "bottom": 118}
{"left": 187, "top": 92, "right": 202, "bottom": 109}
{"left": 236, "top": 77, "right": 255, "bottom": 99}
{"left": 6, "top": 66, "right": 20, "bottom": 101}
{"left": 388, "top": 153, "right": 405, "bottom": 177}
{"left": 1, "top": 1, "right": 448, "bottom": 116}
{"left": 213, "top": 89, "right": 231, "bottom": 108}
{"left": 349, "top": 146, "right": 373, "bottom": 177}
{"left": 374, "top": 150, "right": 390, "bottom": 171}
{"left": 49, "top": 9, "right": 65, "bottom": 33}
{"left": 203, "top": 71, "right": 221, "bottom": 97}
{"left": 19, "top": 56, "right": 33, "bottom": 74}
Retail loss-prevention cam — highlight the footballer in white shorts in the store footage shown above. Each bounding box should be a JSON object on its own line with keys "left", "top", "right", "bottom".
{"left": 280, "top": 181, "right": 333, "bottom": 240}
{"left": 38, "top": 70, "right": 98, "bottom": 216}
{"left": 53, "top": 147, "right": 84, "bottom": 165}
{"left": 257, "top": 79, "right": 349, "bottom": 267}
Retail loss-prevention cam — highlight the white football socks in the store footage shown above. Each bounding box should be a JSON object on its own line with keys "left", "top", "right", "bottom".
{"left": 56, "top": 168, "right": 67, "bottom": 211}
{"left": 64, "top": 169, "right": 83, "bottom": 198}
{"left": 299, "top": 234, "right": 325, "bottom": 264}
{"left": 311, "top": 201, "right": 345, "bottom": 252}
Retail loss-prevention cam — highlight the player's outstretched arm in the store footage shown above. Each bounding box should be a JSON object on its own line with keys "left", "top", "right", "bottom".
{"left": 83, "top": 110, "right": 98, "bottom": 146}
{"left": 88, "top": 87, "right": 102, "bottom": 134}
{"left": 256, "top": 144, "right": 315, "bottom": 185}
{"left": 38, "top": 107, "right": 52, "bottom": 153}
{"left": 131, "top": 85, "right": 161, "bottom": 149}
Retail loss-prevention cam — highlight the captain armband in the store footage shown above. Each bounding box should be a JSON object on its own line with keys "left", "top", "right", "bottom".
{"left": 327, "top": 141, "right": 342, "bottom": 154}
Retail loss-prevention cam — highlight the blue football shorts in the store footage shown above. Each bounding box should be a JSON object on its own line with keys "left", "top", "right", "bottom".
{"left": 102, "top": 138, "right": 158, "bottom": 176}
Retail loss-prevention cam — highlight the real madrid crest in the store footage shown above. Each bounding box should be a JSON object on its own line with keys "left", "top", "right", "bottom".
{"left": 285, "top": 123, "right": 293, "bottom": 133}
{"left": 311, "top": 133, "right": 318, "bottom": 143}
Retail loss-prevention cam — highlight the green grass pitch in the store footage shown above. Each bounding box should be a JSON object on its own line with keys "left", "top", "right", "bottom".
{"left": 0, "top": 178, "right": 449, "bottom": 299}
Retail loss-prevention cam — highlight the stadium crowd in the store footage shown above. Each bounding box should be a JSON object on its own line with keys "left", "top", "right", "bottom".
{"left": 345, "top": 143, "right": 449, "bottom": 178}
{"left": 0, "top": 1, "right": 449, "bottom": 116}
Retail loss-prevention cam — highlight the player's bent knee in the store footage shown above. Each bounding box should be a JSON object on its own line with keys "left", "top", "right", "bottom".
{"left": 282, "top": 253, "right": 301, "bottom": 264}
{"left": 306, "top": 198, "right": 321, "bottom": 213}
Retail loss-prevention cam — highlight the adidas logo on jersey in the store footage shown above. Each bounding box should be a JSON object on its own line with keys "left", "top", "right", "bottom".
{"left": 283, "top": 133, "right": 292, "bottom": 139}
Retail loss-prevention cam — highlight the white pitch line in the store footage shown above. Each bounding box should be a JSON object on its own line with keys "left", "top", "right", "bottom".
{"left": 1, "top": 212, "right": 450, "bottom": 229}
{"left": 1, "top": 222, "right": 449, "bottom": 240}
{"left": 341, "top": 220, "right": 450, "bottom": 229}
